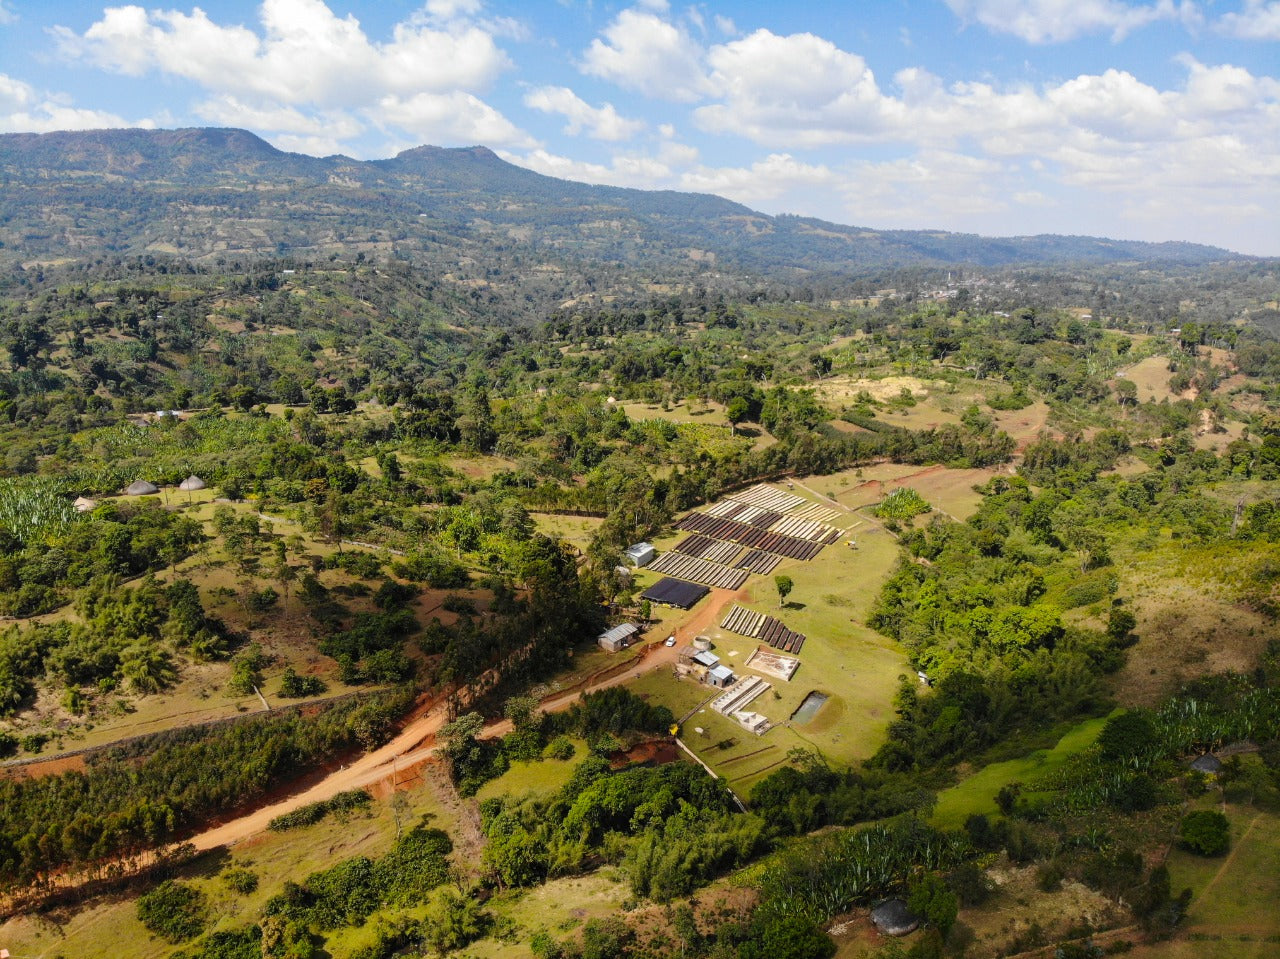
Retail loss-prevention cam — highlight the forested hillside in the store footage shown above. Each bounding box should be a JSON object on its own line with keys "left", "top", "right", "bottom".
{"left": 0, "top": 129, "right": 1243, "bottom": 283}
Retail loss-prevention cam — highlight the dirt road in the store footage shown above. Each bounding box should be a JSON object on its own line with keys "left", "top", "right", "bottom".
{"left": 190, "top": 588, "right": 744, "bottom": 853}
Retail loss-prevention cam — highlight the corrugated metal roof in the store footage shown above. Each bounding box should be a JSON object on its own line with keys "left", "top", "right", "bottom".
{"left": 709, "top": 665, "right": 734, "bottom": 682}
{"left": 691, "top": 650, "right": 720, "bottom": 667}
{"left": 599, "top": 623, "right": 639, "bottom": 644}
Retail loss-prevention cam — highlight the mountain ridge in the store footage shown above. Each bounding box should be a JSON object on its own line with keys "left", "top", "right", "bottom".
{"left": 0, "top": 127, "right": 1249, "bottom": 274}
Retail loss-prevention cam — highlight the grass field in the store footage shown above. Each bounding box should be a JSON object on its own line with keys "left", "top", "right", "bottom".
{"left": 1122, "top": 804, "right": 1280, "bottom": 959}
{"left": 1121, "top": 356, "right": 1184, "bottom": 403}
{"left": 1108, "top": 536, "right": 1272, "bottom": 706}
{"left": 531, "top": 512, "right": 606, "bottom": 554}
{"left": 930, "top": 713, "right": 1113, "bottom": 828}
{"left": 465, "top": 872, "right": 631, "bottom": 958}
{"left": 474, "top": 740, "right": 587, "bottom": 803}
{"left": 620, "top": 400, "right": 731, "bottom": 427}
{"left": 802, "top": 464, "right": 1003, "bottom": 522}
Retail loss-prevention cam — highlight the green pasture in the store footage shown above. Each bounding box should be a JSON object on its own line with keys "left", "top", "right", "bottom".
{"left": 930, "top": 713, "right": 1112, "bottom": 828}
{"left": 475, "top": 740, "right": 588, "bottom": 803}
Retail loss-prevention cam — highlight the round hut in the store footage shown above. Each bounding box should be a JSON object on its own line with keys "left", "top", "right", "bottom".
{"left": 124, "top": 480, "right": 160, "bottom": 496}
{"left": 871, "top": 899, "right": 920, "bottom": 937}
{"left": 73, "top": 496, "right": 98, "bottom": 513}
{"left": 1190, "top": 753, "right": 1223, "bottom": 775}
{"left": 178, "top": 475, "right": 207, "bottom": 492}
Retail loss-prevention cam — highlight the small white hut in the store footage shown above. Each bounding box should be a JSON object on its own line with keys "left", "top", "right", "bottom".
{"left": 124, "top": 480, "right": 159, "bottom": 496}
{"left": 178, "top": 475, "right": 207, "bottom": 491}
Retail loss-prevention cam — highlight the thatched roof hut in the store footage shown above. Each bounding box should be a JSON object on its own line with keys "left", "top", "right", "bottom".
{"left": 1190, "top": 753, "right": 1223, "bottom": 775}
{"left": 871, "top": 899, "right": 920, "bottom": 937}
{"left": 124, "top": 480, "right": 159, "bottom": 496}
{"left": 178, "top": 475, "right": 206, "bottom": 491}
{"left": 73, "top": 496, "right": 97, "bottom": 513}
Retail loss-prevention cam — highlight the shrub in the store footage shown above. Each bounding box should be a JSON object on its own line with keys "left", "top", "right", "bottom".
{"left": 137, "top": 880, "right": 209, "bottom": 943}
{"left": 221, "top": 867, "right": 259, "bottom": 894}
{"left": 948, "top": 862, "right": 995, "bottom": 906}
{"left": 1178, "top": 810, "right": 1230, "bottom": 856}
{"left": 874, "top": 487, "right": 932, "bottom": 521}
{"left": 268, "top": 789, "right": 371, "bottom": 831}
{"left": 279, "top": 666, "right": 327, "bottom": 698}
{"left": 543, "top": 735, "right": 576, "bottom": 761}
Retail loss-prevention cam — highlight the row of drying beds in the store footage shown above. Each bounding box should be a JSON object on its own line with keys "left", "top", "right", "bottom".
{"left": 676, "top": 513, "right": 829, "bottom": 561}
{"left": 720, "top": 604, "right": 806, "bottom": 653}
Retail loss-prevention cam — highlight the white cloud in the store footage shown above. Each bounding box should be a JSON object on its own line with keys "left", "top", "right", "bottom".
{"left": 0, "top": 1, "right": 17, "bottom": 26}
{"left": 942, "top": 0, "right": 1191, "bottom": 43}
{"left": 375, "top": 91, "right": 537, "bottom": 149}
{"left": 839, "top": 151, "right": 1016, "bottom": 222}
{"left": 580, "top": 7, "right": 710, "bottom": 101}
{"left": 679, "top": 153, "right": 838, "bottom": 204}
{"left": 1216, "top": 0, "right": 1280, "bottom": 39}
{"left": 695, "top": 29, "right": 900, "bottom": 146}
{"left": 53, "top": 1, "right": 511, "bottom": 106}
{"left": 193, "top": 95, "right": 364, "bottom": 140}
{"left": 0, "top": 72, "right": 144, "bottom": 133}
{"left": 50, "top": 0, "right": 532, "bottom": 154}
{"left": 523, "top": 86, "right": 644, "bottom": 140}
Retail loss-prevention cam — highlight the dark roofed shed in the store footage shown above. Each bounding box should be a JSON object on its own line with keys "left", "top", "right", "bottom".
{"left": 641, "top": 577, "right": 708, "bottom": 610}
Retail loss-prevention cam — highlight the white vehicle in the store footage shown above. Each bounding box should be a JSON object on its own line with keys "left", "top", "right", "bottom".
{"left": 664, "top": 635, "right": 676, "bottom": 647}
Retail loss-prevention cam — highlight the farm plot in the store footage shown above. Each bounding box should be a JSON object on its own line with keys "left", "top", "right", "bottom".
{"left": 720, "top": 604, "right": 806, "bottom": 653}
{"left": 735, "top": 548, "right": 783, "bottom": 575}
{"left": 647, "top": 551, "right": 749, "bottom": 589}
{"left": 672, "top": 533, "right": 744, "bottom": 566}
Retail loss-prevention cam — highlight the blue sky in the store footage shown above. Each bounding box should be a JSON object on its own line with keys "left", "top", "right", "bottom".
{"left": 1, "top": 0, "right": 1278, "bottom": 254}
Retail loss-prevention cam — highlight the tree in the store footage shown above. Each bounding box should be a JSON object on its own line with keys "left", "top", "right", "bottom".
{"left": 907, "top": 873, "right": 959, "bottom": 937}
{"left": 774, "top": 574, "right": 793, "bottom": 608}
{"left": 1179, "top": 810, "right": 1230, "bottom": 856}
{"left": 1097, "top": 711, "right": 1158, "bottom": 766}
{"left": 726, "top": 396, "right": 750, "bottom": 435}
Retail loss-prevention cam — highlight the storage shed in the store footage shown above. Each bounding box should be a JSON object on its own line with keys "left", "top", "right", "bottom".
{"left": 625, "top": 542, "right": 657, "bottom": 567}
{"left": 707, "top": 665, "right": 735, "bottom": 688}
{"left": 598, "top": 622, "right": 640, "bottom": 653}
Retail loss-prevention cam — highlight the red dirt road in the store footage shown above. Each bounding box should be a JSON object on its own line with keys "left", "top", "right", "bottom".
{"left": 190, "top": 589, "right": 744, "bottom": 853}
